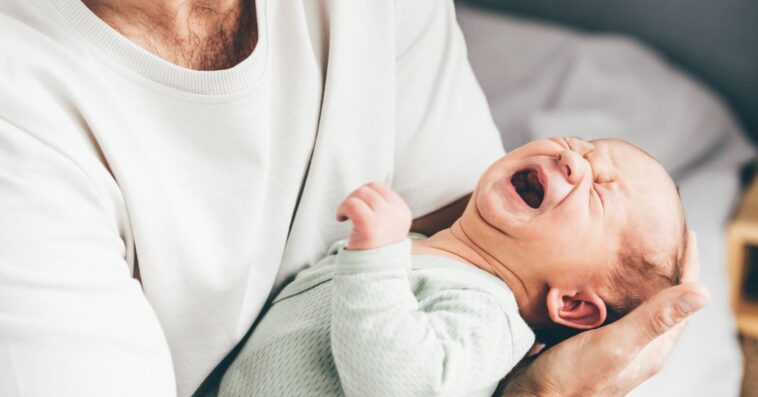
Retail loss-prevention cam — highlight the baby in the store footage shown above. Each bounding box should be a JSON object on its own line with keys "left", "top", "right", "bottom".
{"left": 218, "top": 137, "right": 687, "bottom": 397}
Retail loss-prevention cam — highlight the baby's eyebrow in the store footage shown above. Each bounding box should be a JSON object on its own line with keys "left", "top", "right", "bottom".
{"left": 555, "top": 136, "right": 573, "bottom": 149}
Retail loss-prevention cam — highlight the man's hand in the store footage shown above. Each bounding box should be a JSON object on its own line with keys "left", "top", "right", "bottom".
{"left": 336, "top": 183, "right": 412, "bottom": 250}
{"left": 502, "top": 230, "right": 709, "bottom": 397}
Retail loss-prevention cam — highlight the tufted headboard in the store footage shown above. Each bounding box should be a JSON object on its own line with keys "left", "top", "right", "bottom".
{"left": 457, "top": 0, "right": 758, "bottom": 141}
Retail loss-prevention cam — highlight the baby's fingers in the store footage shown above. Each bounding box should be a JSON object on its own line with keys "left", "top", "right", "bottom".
{"left": 367, "top": 183, "right": 412, "bottom": 219}
{"left": 352, "top": 184, "right": 387, "bottom": 210}
{"left": 336, "top": 196, "right": 373, "bottom": 223}
{"left": 365, "top": 182, "right": 396, "bottom": 201}
{"left": 368, "top": 182, "right": 408, "bottom": 205}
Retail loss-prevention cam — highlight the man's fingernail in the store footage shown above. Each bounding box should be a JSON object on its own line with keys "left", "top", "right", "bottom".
{"left": 677, "top": 293, "right": 708, "bottom": 313}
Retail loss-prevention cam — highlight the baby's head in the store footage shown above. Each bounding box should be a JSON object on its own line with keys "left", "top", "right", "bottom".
{"left": 459, "top": 137, "right": 686, "bottom": 345}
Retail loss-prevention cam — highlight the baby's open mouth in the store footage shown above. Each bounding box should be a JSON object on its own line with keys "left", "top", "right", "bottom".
{"left": 511, "top": 169, "right": 544, "bottom": 209}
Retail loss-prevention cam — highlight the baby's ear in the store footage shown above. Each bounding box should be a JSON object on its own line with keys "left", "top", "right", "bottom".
{"left": 546, "top": 288, "right": 607, "bottom": 329}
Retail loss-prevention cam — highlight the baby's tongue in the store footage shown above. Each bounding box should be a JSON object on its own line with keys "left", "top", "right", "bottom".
{"left": 512, "top": 169, "right": 544, "bottom": 209}
{"left": 521, "top": 191, "right": 542, "bottom": 208}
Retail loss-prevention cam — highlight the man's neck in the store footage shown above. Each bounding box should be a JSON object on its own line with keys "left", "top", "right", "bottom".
{"left": 412, "top": 222, "right": 545, "bottom": 325}
{"left": 82, "top": 0, "right": 257, "bottom": 70}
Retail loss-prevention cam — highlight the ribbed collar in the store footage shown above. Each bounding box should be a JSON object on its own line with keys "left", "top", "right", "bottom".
{"left": 50, "top": 0, "right": 268, "bottom": 95}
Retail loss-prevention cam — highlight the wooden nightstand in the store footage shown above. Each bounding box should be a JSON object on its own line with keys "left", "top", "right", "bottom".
{"left": 728, "top": 177, "right": 758, "bottom": 337}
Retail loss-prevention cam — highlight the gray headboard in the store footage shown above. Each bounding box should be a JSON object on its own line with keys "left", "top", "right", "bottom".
{"left": 457, "top": 0, "right": 758, "bottom": 141}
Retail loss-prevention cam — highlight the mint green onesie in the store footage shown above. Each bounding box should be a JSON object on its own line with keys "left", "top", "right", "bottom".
{"left": 218, "top": 238, "right": 535, "bottom": 397}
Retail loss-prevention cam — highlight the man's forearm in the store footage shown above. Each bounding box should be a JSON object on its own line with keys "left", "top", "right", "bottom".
{"left": 410, "top": 194, "right": 471, "bottom": 236}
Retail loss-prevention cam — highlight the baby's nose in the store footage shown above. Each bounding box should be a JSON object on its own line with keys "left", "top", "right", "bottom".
{"left": 556, "top": 150, "right": 586, "bottom": 185}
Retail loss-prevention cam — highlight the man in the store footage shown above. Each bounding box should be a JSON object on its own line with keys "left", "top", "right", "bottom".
{"left": 0, "top": 0, "right": 708, "bottom": 395}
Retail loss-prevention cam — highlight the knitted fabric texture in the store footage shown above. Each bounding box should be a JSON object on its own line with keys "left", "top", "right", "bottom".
{"left": 219, "top": 239, "right": 534, "bottom": 396}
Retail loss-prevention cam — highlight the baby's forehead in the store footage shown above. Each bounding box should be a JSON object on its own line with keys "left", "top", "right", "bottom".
{"left": 592, "top": 139, "right": 672, "bottom": 186}
{"left": 592, "top": 138, "right": 653, "bottom": 162}
{"left": 592, "top": 139, "right": 683, "bottom": 249}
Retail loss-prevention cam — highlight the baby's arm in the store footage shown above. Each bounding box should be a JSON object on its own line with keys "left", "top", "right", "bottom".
{"left": 331, "top": 184, "right": 523, "bottom": 397}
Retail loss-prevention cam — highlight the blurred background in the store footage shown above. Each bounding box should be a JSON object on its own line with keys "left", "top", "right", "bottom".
{"left": 453, "top": 1, "right": 758, "bottom": 396}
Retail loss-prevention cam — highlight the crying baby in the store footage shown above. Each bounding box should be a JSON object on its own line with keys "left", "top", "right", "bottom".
{"left": 219, "top": 136, "right": 687, "bottom": 397}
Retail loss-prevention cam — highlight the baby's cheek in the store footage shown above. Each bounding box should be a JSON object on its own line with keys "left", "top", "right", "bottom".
{"left": 528, "top": 217, "right": 597, "bottom": 255}
{"left": 545, "top": 211, "right": 589, "bottom": 239}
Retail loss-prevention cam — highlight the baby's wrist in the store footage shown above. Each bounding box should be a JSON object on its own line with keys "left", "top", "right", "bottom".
{"left": 344, "top": 236, "right": 406, "bottom": 251}
{"left": 336, "top": 238, "right": 411, "bottom": 274}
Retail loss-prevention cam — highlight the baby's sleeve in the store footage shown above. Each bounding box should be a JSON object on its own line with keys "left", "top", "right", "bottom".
{"left": 330, "top": 239, "right": 533, "bottom": 397}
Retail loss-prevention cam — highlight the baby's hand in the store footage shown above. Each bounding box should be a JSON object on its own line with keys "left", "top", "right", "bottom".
{"left": 336, "top": 183, "right": 412, "bottom": 250}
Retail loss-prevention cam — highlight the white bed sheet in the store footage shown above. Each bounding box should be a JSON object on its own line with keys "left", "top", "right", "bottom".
{"left": 456, "top": 5, "right": 755, "bottom": 395}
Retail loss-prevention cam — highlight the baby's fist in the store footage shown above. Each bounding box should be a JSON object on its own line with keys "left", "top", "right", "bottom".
{"left": 336, "top": 183, "right": 412, "bottom": 250}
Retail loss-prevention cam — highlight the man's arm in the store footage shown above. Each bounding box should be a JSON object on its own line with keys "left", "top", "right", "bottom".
{"left": 0, "top": 119, "right": 176, "bottom": 395}
{"left": 410, "top": 194, "right": 470, "bottom": 236}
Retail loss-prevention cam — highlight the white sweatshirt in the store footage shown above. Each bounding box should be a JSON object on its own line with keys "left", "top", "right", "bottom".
{"left": 0, "top": 0, "right": 504, "bottom": 395}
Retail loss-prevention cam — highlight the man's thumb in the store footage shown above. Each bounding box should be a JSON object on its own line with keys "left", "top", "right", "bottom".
{"left": 634, "top": 283, "right": 710, "bottom": 344}
{"left": 676, "top": 287, "right": 710, "bottom": 315}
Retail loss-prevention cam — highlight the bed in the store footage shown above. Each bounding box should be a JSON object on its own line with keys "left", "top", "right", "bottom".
{"left": 455, "top": 4, "right": 756, "bottom": 395}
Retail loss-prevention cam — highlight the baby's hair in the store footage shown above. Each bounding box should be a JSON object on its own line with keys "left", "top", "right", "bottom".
{"left": 534, "top": 216, "right": 688, "bottom": 348}
{"left": 604, "top": 224, "right": 687, "bottom": 320}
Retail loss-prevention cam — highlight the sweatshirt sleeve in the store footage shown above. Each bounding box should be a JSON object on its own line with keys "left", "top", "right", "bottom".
{"left": 392, "top": 0, "right": 505, "bottom": 218}
{"left": 0, "top": 118, "right": 176, "bottom": 396}
{"left": 330, "top": 239, "right": 524, "bottom": 397}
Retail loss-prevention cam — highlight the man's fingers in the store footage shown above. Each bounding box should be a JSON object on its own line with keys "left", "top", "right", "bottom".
{"left": 680, "top": 230, "right": 700, "bottom": 283}
{"left": 602, "top": 281, "right": 708, "bottom": 390}
{"left": 615, "top": 317, "right": 689, "bottom": 392}
{"left": 610, "top": 282, "right": 710, "bottom": 349}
